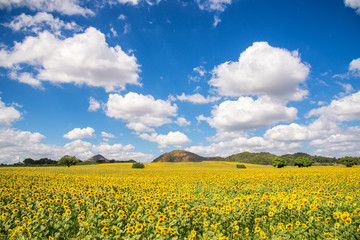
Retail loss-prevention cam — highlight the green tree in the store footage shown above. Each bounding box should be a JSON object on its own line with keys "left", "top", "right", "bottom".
{"left": 272, "top": 157, "right": 287, "bottom": 168}
{"left": 58, "top": 155, "right": 78, "bottom": 167}
{"left": 294, "top": 157, "right": 312, "bottom": 167}
{"left": 339, "top": 156, "right": 358, "bottom": 167}
{"left": 23, "top": 158, "right": 35, "bottom": 165}
{"left": 132, "top": 162, "right": 145, "bottom": 169}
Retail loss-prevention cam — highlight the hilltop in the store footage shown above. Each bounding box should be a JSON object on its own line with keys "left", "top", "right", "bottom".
{"left": 152, "top": 150, "right": 219, "bottom": 163}
{"left": 86, "top": 154, "right": 109, "bottom": 163}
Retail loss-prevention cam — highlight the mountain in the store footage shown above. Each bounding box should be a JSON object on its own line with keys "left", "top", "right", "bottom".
{"left": 152, "top": 150, "right": 210, "bottom": 163}
{"left": 86, "top": 154, "right": 109, "bottom": 163}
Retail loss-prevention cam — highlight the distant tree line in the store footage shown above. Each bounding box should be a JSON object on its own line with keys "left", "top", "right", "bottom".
{"left": 21, "top": 156, "right": 137, "bottom": 167}
{"left": 23, "top": 158, "right": 58, "bottom": 165}
{"left": 222, "top": 152, "right": 354, "bottom": 166}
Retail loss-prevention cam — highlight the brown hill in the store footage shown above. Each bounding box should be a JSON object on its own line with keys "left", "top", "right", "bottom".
{"left": 152, "top": 150, "right": 211, "bottom": 163}
{"left": 86, "top": 154, "right": 109, "bottom": 163}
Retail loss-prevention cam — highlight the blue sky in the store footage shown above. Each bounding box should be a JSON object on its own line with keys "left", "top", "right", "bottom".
{"left": 0, "top": 0, "right": 360, "bottom": 163}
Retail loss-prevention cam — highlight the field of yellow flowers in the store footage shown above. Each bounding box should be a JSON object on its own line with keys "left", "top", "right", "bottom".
{"left": 0, "top": 162, "right": 359, "bottom": 240}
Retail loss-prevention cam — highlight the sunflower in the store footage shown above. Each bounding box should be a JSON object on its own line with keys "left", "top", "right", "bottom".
{"left": 101, "top": 227, "right": 109, "bottom": 234}
{"left": 135, "top": 223, "right": 143, "bottom": 231}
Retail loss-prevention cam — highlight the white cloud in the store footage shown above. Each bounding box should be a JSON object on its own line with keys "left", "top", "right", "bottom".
{"left": 92, "top": 142, "right": 153, "bottom": 162}
{"left": 209, "top": 41, "right": 310, "bottom": 101}
{"left": 193, "top": 66, "right": 206, "bottom": 76}
{"left": 115, "top": 0, "right": 140, "bottom": 5}
{"left": 175, "top": 117, "right": 191, "bottom": 126}
{"left": 199, "top": 96, "right": 297, "bottom": 132}
{"left": 264, "top": 123, "right": 311, "bottom": 142}
{"left": 63, "top": 127, "right": 96, "bottom": 140}
{"left": 196, "top": 0, "right": 231, "bottom": 12}
{"left": 139, "top": 131, "right": 191, "bottom": 148}
{"left": 0, "top": 127, "right": 154, "bottom": 163}
{"left": 307, "top": 91, "right": 360, "bottom": 122}
{"left": 9, "top": 71, "right": 43, "bottom": 88}
{"left": 349, "top": 58, "right": 360, "bottom": 76}
{"left": 92, "top": 142, "right": 134, "bottom": 153}
{"left": 186, "top": 136, "right": 300, "bottom": 157}
{"left": 336, "top": 82, "right": 354, "bottom": 96}
{"left": 88, "top": 97, "right": 101, "bottom": 112}
{"left": 310, "top": 126, "right": 360, "bottom": 157}
{"left": 101, "top": 131, "right": 116, "bottom": 138}
{"left": 0, "top": 98, "right": 21, "bottom": 126}
{"left": 176, "top": 93, "right": 221, "bottom": 104}
{"left": 188, "top": 66, "right": 207, "bottom": 82}
{"left": 5, "top": 12, "right": 81, "bottom": 34}
{"left": 213, "top": 15, "right": 221, "bottom": 27}
{"left": 344, "top": 0, "right": 360, "bottom": 14}
{"left": 206, "top": 130, "right": 248, "bottom": 142}
{"left": 118, "top": 14, "right": 126, "bottom": 20}
{"left": 0, "top": 27, "right": 141, "bottom": 92}
{"left": 105, "top": 92, "right": 178, "bottom": 132}
{"left": 0, "top": 128, "right": 63, "bottom": 164}
{"left": 0, "top": 0, "right": 94, "bottom": 16}
{"left": 123, "top": 24, "right": 131, "bottom": 34}
{"left": 110, "top": 27, "right": 118, "bottom": 37}
{"left": 63, "top": 139, "right": 94, "bottom": 159}
{"left": 126, "top": 122, "right": 155, "bottom": 133}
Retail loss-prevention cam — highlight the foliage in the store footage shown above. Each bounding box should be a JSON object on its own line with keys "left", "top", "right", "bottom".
{"left": 294, "top": 157, "right": 312, "bottom": 167}
{"left": 58, "top": 155, "right": 78, "bottom": 167}
{"left": 312, "top": 155, "right": 338, "bottom": 165}
{"left": 0, "top": 163, "right": 359, "bottom": 239}
{"left": 339, "top": 156, "right": 358, "bottom": 167}
{"left": 236, "top": 164, "right": 246, "bottom": 168}
{"left": 272, "top": 157, "right": 288, "bottom": 168}
{"left": 225, "top": 152, "right": 277, "bottom": 165}
{"left": 281, "top": 152, "right": 312, "bottom": 166}
{"left": 132, "top": 162, "right": 145, "bottom": 168}
{"left": 23, "top": 158, "right": 57, "bottom": 165}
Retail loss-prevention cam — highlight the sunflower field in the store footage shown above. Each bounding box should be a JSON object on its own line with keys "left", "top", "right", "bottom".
{"left": 0, "top": 162, "right": 359, "bottom": 239}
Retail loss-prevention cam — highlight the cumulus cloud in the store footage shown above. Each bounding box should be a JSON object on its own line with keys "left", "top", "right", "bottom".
{"left": 264, "top": 123, "right": 312, "bottom": 142}
{"left": 63, "top": 127, "right": 96, "bottom": 140}
{"left": 176, "top": 93, "right": 221, "bottom": 104}
{"left": 92, "top": 142, "right": 152, "bottom": 162}
{"left": 105, "top": 92, "right": 178, "bottom": 132}
{"left": 139, "top": 131, "right": 191, "bottom": 148}
{"left": 198, "top": 96, "right": 297, "bottom": 132}
{"left": 310, "top": 126, "right": 360, "bottom": 157}
{"left": 307, "top": 91, "right": 360, "bottom": 122}
{"left": 0, "top": 98, "right": 22, "bottom": 126}
{"left": 344, "top": 0, "right": 360, "bottom": 14}
{"left": 349, "top": 58, "right": 360, "bottom": 76}
{"left": 0, "top": 128, "right": 63, "bottom": 163}
{"left": 186, "top": 135, "right": 300, "bottom": 157}
{"left": 88, "top": 97, "right": 101, "bottom": 112}
{"left": 196, "top": 0, "right": 231, "bottom": 12}
{"left": 101, "top": 131, "right": 116, "bottom": 138}
{"left": 0, "top": 0, "right": 94, "bottom": 16}
{"left": 5, "top": 12, "right": 81, "bottom": 34}
{"left": 9, "top": 72, "right": 42, "bottom": 88}
{"left": 63, "top": 139, "right": 94, "bottom": 159}
{"left": 263, "top": 91, "right": 360, "bottom": 155}
{"left": 175, "top": 117, "right": 191, "bottom": 126}
{"left": 0, "top": 27, "right": 141, "bottom": 92}
{"left": 0, "top": 127, "right": 153, "bottom": 163}
{"left": 209, "top": 42, "right": 310, "bottom": 101}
